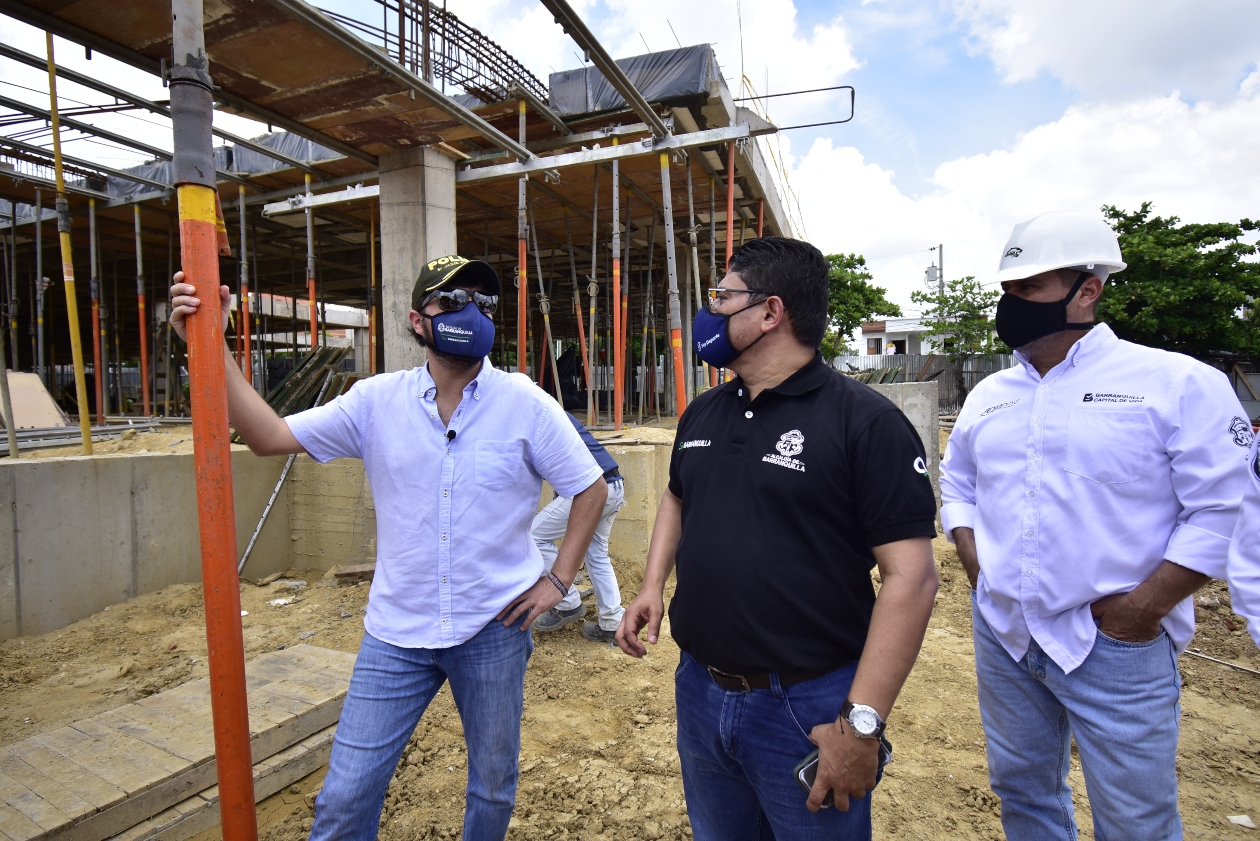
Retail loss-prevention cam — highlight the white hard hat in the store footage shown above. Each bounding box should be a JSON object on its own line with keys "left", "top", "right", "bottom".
{"left": 995, "top": 211, "right": 1126, "bottom": 284}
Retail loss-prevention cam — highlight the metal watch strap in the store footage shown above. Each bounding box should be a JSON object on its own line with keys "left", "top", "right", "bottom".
{"left": 841, "top": 700, "right": 886, "bottom": 739}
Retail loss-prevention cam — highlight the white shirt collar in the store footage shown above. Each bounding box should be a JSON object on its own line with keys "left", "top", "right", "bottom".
{"left": 416, "top": 358, "right": 491, "bottom": 400}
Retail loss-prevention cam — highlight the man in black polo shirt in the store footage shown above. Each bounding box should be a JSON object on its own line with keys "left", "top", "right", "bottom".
{"left": 616, "top": 237, "right": 939, "bottom": 839}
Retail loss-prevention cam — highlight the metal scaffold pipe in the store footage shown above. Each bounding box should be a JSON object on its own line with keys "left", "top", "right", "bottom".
{"left": 659, "top": 153, "right": 687, "bottom": 416}
{"left": 686, "top": 157, "right": 707, "bottom": 391}
{"left": 238, "top": 185, "right": 251, "bottom": 386}
{"left": 44, "top": 34, "right": 92, "bottom": 454}
{"left": 135, "top": 206, "right": 151, "bottom": 415}
{"left": 34, "top": 191, "right": 46, "bottom": 388}
{"left": 587, "top": 165, "right": 599, "bottom": 426}
{"left": 368, "top": 202, "right": 377, "bottom": 375}
{"left": 89, "top": 199, "right": 104, "bottom": 423}
{"left": 517, "top": 100, "right": 528, "bottom": 376}
{"left": 304, "top": 173, "right": 317, "bottom": 348}
{"left": 168, "top": 1, "right": 257, "bottom": 839}
{"left": 611, "top": 144, "right": 622, "bottom": 430}
{"left": 527, "top": 201, "right": 561, "bottom": 402}
{"left": 757, "top": 198, "right": 764, "bottom": 237}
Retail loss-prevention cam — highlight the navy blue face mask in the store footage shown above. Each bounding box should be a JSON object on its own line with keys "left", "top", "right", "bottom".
{"left": 423, "top": 303, "right": 495, "bottom": 359}
{"left": 692, "top": 301, "right": 766, "bottom": 368}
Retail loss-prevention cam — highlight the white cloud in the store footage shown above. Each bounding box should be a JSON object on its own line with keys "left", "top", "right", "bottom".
{"left": 954, "top": 0, "right": 1260, "bottom": 100}
{"left": 790, "top": 80, "right": 1260, "bottom": 314}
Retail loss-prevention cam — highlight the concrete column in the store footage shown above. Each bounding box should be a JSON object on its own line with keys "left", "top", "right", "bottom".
{"left": 379, "top": 146, "right": 457, "bottom": 372}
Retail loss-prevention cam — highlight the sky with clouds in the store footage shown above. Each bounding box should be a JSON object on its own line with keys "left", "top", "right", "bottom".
{"left": 3, "top": 0, "right": 1257, "bottom": 316}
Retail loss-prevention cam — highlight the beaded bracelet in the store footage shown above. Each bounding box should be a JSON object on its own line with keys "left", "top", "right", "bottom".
{"left": 545, "top": 570, "right": 569, "bottom": 597}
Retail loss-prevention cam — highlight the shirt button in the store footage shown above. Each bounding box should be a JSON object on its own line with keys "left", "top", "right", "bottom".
{"left": 1025, "top": 530, "right": 1034, "bottom": 537}
{"left": 442, "top": 576, "right": 447, "bottom": 583}
{"left": 474, "top": 392, "right": 480, "bottom": 400}
{"left": 430, "top": 412, "right": 436, "bottom": 418}
{"left": 441, "top": 534, "right": 447, "bottom": 541}
{"left": 1032, "top": 417, "right": 1040, "bottom": 424}
{"left": 738, "top": 389, "right": 743, "bottom": 396}
{"left": 745, "top": 410, "right": 753, "bottom": 419}
{"left": 442, "top": 618, "right": 448, "bottom": 624}
{"left": 443, "top": 490, "right": 448, "bottom": 498}
{"left": 1028, "top": 490, "right": 1036, "bottom": 497}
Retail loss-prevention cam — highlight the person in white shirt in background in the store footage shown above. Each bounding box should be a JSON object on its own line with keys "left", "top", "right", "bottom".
{"left": 939, "top": 211, "right": 1251, "bottom": 841}
{"left": 1227, "top": 435, "right": 1260, "bottom": 651}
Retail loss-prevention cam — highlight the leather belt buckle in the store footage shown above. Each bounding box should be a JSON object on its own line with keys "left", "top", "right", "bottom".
{"left": 706, "top": 665, "right": 751, "bottom": 692}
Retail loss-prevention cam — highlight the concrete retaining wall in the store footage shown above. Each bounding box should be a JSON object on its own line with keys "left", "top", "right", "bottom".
{"left": 0, "top": 450, "right": 291, "bottom": 641}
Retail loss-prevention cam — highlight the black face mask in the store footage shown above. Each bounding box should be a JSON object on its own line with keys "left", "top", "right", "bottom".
{"left": 995, "top": 272, "right": 1094, "bottom": 350}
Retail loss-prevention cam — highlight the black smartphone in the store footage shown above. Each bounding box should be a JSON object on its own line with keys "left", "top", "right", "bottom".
{"left": 794, "top": 735, "right": 893, "bottom": 809}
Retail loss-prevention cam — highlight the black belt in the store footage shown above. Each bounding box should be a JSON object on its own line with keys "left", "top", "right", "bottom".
{"left": 700, "top": 659, "right": 836, "bottom": 692}
{"left": 604, "top": 471, "right": 622, "bottom": 482}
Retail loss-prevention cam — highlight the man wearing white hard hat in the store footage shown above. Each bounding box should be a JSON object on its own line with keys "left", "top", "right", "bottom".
{"left": 939, "top": 211, "right": 1251, "bottom": 840}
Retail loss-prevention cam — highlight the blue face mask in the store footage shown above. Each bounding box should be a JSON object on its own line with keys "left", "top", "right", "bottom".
{"left": 693, "top": 302, "right": 766, "bottom": 368}
{"left": 424, "top": 303, "right": 495, "bottom": 359}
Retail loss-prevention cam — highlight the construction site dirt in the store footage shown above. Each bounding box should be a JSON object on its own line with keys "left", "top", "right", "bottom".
{"left": 2, "top": 537, "right": 1256, "bottom": 841}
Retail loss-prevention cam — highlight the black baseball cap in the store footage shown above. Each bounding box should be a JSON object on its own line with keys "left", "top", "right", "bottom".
{"left": 411, "top": 255, "right": 501, "bottom": 312}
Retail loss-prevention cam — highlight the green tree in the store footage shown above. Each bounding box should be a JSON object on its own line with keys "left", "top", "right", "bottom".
{"left": 820, "top": 253, "right": 902, "bottom": 359}
{"left": 909, "top": 276, "right": 1005, "bottom": 363}
{"left": 1099, "top": 204, "right": 1260, "bottom": 356}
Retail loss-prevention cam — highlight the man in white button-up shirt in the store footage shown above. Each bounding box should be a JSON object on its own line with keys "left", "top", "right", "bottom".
{"left": 171, "top": 256, "right": 607, "bottom": 841}
{"left": 940, "top": 212, "right": 1250, "bottom": 841}
{"left": 1228, "top": 436, "right": 1260, "bottom": 651}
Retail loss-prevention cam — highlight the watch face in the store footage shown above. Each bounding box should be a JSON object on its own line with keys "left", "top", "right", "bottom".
{"left": 850, "top": 707, "right": 881, "bottom": 736}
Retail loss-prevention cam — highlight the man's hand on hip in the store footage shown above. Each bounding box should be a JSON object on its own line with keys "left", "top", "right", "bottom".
{"left": 498, "top": 577, "right": 565, "bottom": 631}
{"left": 1091, "top": 591, "right": 1162, "bottom": 642}
{"left": 615, "top": 590, "right": 664, "bottom": 658}
{"left": 806, "top": 719, "right": 880, "bottom": 813}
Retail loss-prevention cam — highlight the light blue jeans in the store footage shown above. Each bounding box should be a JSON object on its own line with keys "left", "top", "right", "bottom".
{"left": 533, "top": 477, "right": 626, "bottom": 630}
{"left": 309, "top": 621, "right": 533, "bottom": 841}
{"left": 971, "top": 591, "right": 1183, "bottom": 841}
{"left": 674, "top": 651, "right": 873, "bottom": 840}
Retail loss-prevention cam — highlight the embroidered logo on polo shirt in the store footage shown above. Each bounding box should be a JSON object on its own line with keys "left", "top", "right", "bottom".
{"left": 1229, "top": 416, "right": 1254, "bottom": 448}
{"left": 1082, "top": 392, "right": 1144, "bottom": 404}
{"left": 981, "top": 399, "right": 1019, "bottom": 417}
{"left": 678, "top": 439, "right": 712, "bottom": 450}
{"left": 914, "top": 456, "right": 929, "bottom": 477}
{"left": 762, "top": 430, "right": 806, "bottom": 472}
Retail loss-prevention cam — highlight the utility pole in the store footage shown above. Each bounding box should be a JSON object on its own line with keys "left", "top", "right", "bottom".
{"left": 938, "top": 242, "right": 944, "bottom": 296}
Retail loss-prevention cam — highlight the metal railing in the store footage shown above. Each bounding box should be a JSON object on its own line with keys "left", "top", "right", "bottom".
{"left": 321, "top": 1, "right": 548, "bottom": 106}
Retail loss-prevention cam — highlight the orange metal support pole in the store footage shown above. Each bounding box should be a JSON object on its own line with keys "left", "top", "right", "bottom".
{"left": 304, "top": 173, "right": 317, "bottom": 349}
{"left": 757, "top": 198, "right": 764, "bottom": 238}
{"left": 169, "top": 3, "right": 257, "bottom": 839}
{"left": 135, "top": 206, "right": 151, "bottom": 415}
{"left": 368, "top": 202, "right": 377, "bottom": 375}
{"left": 89, "top": 199, "right": 104, "bottom": 424}
{"left": 659, "top": 153, "right": 687, "bottom": 416}
{"left": 725, "top": 141, "right": 737, "bottom": 270}
{"left": 611, "top": 149, "right": 622, "bottom": 430}
{"left": 517, "top": 101, "right": 529, "bottom": 375}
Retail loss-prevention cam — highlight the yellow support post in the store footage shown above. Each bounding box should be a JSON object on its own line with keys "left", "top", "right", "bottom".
{"left": 45, "top": 34, "right": 92, "bottom": 453}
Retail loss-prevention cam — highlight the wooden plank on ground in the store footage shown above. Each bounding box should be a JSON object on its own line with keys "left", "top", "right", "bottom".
{"left": 332, "top": 563, "right": 375, "bottom": 582}
{"left": 2, "top": 646, "right": 353, "bottom": 841}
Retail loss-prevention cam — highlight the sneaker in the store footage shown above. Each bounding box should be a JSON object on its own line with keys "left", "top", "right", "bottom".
{"left": 581, "top": 621, "right": 617, "bottom": 643}
{"left": 533, "top": 605, "right": 586, "bottom": 633}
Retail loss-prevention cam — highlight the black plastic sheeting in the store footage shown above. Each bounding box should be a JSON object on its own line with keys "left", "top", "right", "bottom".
{"left": 548, "top": 45, "right": 716, "bottom": 118}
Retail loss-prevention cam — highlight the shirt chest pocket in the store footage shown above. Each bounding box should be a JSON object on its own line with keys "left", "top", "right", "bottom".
{"left": 1063, "top": 409, "right": 1151, "bottom": 484}
{"left": 475, "top": 440, "right": 524, "bottom": 490}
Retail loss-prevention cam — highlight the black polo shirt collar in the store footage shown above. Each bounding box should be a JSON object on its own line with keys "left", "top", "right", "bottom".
{"left": 728, "top": 352, "right": 831, "bottom": 404}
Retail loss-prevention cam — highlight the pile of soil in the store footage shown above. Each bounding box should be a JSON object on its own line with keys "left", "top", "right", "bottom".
{"left": 3, "top": 542, "right": 1256, "bottom": 840}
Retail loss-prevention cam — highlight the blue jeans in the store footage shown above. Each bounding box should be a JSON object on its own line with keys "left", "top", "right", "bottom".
{"left": 310, "top": 621, "right": 533, "bottom": 841}
{"left": 971, "top": 592, "right": 1183, "bottom": 841}
{"left": 674, "top": 651, "right": 872, "bottom": 840}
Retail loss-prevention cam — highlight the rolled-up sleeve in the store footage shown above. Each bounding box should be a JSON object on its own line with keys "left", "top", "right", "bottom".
{"left": 528, "top": 396, "right": 602, "bottom": 497}
{"left": 1228, "top": 441, "right": 1260, "bottom": 650}
{"left": 939, "top": 406, "right": 979, "bottom": 541}
{"left": 1160, "top": 364, "right": 1249, "bottom": 578}
{"left": 285, "top": 382, "right": 367, "bottom": 463}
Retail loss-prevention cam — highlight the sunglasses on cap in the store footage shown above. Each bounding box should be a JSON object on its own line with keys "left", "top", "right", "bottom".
{"left": 422, "top": 288, "right": 499, "bottom": 315}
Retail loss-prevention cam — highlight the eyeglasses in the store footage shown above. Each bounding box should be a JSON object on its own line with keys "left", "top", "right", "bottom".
{"left": 706, "top": 286, "right": 769, "bottom": 312}
{"left": 424, "top": 288, "right": 498, "bottom": 314}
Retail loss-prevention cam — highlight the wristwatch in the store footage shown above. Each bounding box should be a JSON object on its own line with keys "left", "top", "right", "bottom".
{"left": 841, "top": 701, "right": 886, "bottom": 740}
